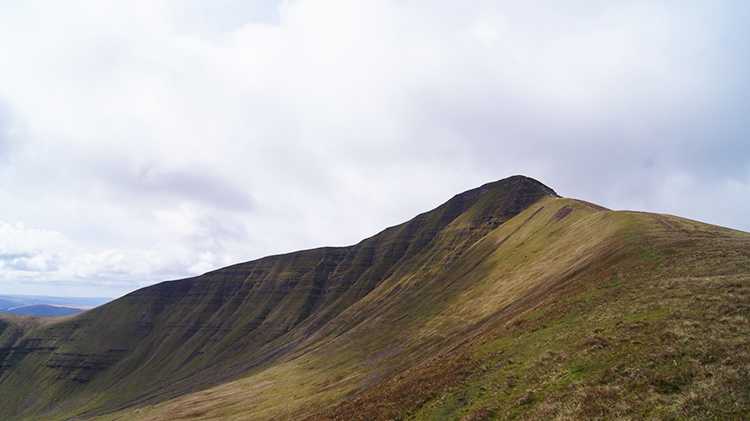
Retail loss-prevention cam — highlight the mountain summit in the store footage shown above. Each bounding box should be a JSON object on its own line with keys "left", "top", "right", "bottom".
{"left": 1, "top": 175, "right": 749, "bottom": 420}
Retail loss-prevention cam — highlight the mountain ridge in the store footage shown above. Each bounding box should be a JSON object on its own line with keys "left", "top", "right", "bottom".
{"left": 1, "top": 175, "right": 749, "bottom": 420}
{"left": 0, "top": 295, "right": 111, "bottom": 317}
{"left": 0, "top": 175, "right": 556, "bottom": 418}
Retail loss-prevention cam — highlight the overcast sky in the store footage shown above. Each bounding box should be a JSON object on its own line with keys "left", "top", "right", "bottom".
{"left": 0, "top": 0, "right": 748, "bottom": 298}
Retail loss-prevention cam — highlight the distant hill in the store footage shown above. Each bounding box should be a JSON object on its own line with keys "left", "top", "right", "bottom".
{"left": 0, "top": 298, "right": 18, "bottom": 310}
{"left": 0, "top": 295, "right": 111, "bottom": 317}
{"left": 1, "top": 304, "right": 83, "bottom": 317}
{"left": 0, "top": 175, "right": 748, "bottom": 420}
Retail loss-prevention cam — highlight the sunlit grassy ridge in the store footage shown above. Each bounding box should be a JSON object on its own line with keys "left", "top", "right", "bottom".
{"left": 1, "top": 176, "right": 748, "bottom": 420}
{"left": 308, "top": 208, "right": 750, "bottom": 420}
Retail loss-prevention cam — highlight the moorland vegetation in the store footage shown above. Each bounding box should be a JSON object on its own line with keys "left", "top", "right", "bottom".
{"left": 0, "top": 175, "right": 748, "bottom": 420}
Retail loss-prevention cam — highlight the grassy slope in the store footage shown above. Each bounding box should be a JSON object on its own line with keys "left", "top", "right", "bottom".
{"left": 310, "top": 204, "right": 750, "bottom": 420}
{"left": 0, "top": 176, "right": 555, "bottom": 420}
{"left": 103, "top": 197, "right": 750, "bottom": 420}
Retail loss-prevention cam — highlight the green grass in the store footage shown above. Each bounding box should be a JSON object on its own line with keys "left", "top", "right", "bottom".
{"left": 304, "top": 204, "right": 750, "bottom": 420}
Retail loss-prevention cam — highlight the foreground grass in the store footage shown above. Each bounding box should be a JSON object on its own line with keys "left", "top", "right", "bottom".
{"left": 362, "top": 275, "right": 750, "bottom": 421}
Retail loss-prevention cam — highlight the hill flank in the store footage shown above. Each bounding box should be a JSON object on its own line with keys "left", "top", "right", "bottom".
{"left": 1, "top": 175, "right": 749, "bottom": 420}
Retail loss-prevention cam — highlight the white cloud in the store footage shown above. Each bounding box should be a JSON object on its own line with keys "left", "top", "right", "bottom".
{"left": 0, "top": 0, "right": 748, "bottom": 297}
{"left": 0, "top": 221, "right": 71, "bottom": 271}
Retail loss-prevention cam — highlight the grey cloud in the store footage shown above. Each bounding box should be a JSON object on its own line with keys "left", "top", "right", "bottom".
{"left": 107, "top": 163, "right": 254, "bottom": 211}
{"left": 7, "top": 259, "right": 55, "bottom": 272}
{"left": 0, "top": 252, "right": 34, "bottom": 261}
{"left": 0, "top": 253, "right": 61, "bottom": 273}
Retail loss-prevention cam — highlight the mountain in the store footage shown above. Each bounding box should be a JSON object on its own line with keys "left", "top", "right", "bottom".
{"left": 1, "top": 175, "right": 748, "bottom": 420}
{"left": 2, "top": 305, "right": 83, "bottom": 317}
{"left": 0, "top": 295, "right": 111, "bottom": 317}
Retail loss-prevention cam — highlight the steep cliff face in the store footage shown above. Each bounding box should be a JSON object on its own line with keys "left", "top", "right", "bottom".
{"left": 0, "top": 175, "right": 556, "bottom": 419}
